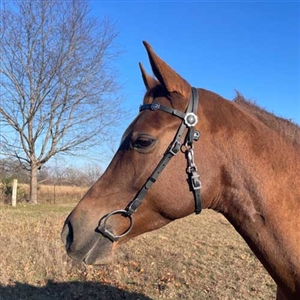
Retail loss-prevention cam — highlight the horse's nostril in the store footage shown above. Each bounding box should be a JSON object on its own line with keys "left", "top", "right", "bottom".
{"left": 61, "top": 221, "right": 73, "bottom": 250}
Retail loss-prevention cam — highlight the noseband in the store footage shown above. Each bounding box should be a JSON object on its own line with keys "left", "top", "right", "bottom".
{"left": 98, "top": 87, "right": 202, "bottom": 242}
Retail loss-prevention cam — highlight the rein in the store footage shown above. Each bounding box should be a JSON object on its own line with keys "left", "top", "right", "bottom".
{"left": 98, "top": 87, "right": 202, "bottom": 242}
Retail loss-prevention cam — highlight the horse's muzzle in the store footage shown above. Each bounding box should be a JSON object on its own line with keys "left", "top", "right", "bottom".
{"left": 61, "top": 218, "right": 114, "bottom": 265}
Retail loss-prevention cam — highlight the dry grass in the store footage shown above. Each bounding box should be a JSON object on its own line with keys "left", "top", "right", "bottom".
{"left": 2, "top": 183, "right": 88, "bottom": 204}
{"left": 36, "top": 184, "right": 87, "bottom": 203}
{"left": 0, "top": 203, "right": 276, "bottom": 299}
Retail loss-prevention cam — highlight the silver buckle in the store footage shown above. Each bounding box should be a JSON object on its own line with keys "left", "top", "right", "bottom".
{"left": 169, "top": 140, "right": 181, "bottom": 156}
{"left": 191, "top": 171, "right": 202, "bottom": 190}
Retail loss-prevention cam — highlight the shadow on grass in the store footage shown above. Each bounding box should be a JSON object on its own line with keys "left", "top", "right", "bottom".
{"left": 0, "top": 280, "right": 153, "bottom": 300}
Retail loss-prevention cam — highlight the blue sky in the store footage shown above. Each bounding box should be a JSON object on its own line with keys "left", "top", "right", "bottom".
{"left": 91, "top": 0, "right": 299, "bottom": 131}
{"left": 1, "top": 1, "right": 299, "bottom": 171}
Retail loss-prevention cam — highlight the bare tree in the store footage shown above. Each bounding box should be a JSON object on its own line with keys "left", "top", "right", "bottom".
{"left": 0, "top": 0, "right": 123, "bottom": 203}
{"left": 83, "top": 163, "right": 103, "bottom": 186}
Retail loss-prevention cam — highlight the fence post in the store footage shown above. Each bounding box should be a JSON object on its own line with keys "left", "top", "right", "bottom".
{"left": 12, "top": 179, "right": 18, "bottom": 207}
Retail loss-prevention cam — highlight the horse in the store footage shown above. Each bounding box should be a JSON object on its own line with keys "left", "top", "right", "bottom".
{"left": 61, "top": 41, "right": 300, "bottom": 300}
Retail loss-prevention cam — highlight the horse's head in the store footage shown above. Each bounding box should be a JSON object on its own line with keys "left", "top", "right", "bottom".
{"left": 61, "top": 42, "right": 223, "bottom": 265}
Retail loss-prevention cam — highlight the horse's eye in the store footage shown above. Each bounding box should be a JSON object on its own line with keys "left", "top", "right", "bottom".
{"left": 132, "top": 136, "right": 156, "bottom": 150}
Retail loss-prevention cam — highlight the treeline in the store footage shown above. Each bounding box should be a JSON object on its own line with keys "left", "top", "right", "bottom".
{"left": 0, "top": 158, "right": 102, "bottom": 187}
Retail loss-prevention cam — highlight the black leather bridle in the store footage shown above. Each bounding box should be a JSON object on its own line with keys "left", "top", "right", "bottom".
{"left": 98, "top": 87, "right": 202, "bottom": 242}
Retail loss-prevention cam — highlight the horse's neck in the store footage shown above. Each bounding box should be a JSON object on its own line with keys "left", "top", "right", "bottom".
{"left": 213, "top": 109, "right": 300, "bottom": 296}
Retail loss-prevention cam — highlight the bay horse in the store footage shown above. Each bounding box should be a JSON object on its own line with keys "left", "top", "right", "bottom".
{"left": 62, "top": 41, "right": 300, "bottom": 299}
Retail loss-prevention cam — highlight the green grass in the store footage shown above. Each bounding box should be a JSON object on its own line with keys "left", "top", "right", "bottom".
{"left": 0, "top": 203, "right": 276, "bottom": 299}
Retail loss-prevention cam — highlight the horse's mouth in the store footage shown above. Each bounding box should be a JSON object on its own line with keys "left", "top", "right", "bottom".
{"left": 65, "top": 234, "right": 114, "bottom": 266}
{"left": 83, "top": 236, "right": 114, "bottom": 265}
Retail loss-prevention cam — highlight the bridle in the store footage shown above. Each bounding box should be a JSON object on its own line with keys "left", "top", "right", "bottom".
{"left": 98, "top": 87, "right": 202, "bottom": 242}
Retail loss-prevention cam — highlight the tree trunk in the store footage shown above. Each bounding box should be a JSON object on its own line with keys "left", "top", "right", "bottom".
{"left": 29, "top": 165, "right": 38, "bottom": 204}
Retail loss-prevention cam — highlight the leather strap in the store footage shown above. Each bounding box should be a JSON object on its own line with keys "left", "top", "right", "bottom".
{"left": 126, "top": 87, "right": 202, "bottom": 216}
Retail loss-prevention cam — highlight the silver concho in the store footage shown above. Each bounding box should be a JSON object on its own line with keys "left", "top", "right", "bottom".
{"left": 151, "top": 103, "right": 160, "bottom": 110}
{"left": 184, "top": 112, "right": 198, "bottom": 127}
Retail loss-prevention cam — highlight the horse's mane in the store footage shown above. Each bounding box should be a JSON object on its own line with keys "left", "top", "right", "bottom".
{"left": 234, "top": 92, "right": 300, "bottom": 147}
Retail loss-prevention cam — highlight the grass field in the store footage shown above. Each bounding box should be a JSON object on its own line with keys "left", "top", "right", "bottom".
{"left": 0, "top": 183, "right": 87, "bottom": 204}
{"left": 0, "top": 202, "right": 276, "bottom": 300}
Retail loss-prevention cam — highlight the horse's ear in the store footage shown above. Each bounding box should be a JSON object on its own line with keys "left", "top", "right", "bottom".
{"left": 142, "top": 41, "right": 191, "bottom": 99}
{"left": 139, "top": 62, "right": 159, "bottom": 90}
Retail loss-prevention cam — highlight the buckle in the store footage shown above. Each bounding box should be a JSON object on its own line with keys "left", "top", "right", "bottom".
{"left": 191, "top": 171, "right": 202, "bottom": 190}
{"left": 169, "top": 140, "right": 181, "bottom": 156}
